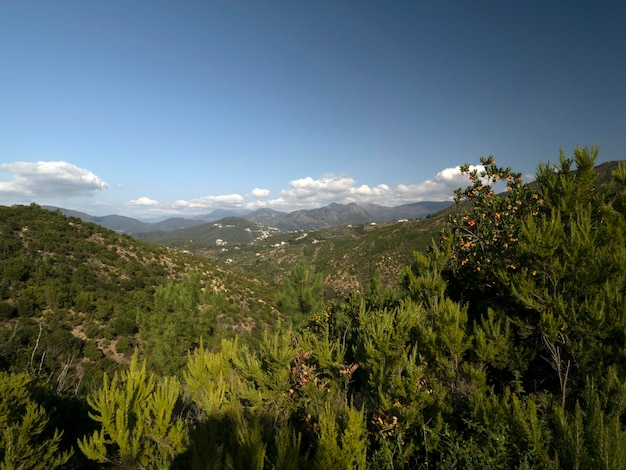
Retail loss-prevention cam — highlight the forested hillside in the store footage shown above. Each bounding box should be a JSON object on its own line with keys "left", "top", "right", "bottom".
{"left": 198, "top": 215, "right": 449, "bottom": 298}
{"left": 0, "top": 205, "right": 279, "bottom": 385}
{"left": 2, "top": 145, "right": 626, "bottom": 468}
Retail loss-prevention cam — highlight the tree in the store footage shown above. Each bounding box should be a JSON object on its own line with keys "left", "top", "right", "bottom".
{"left": 78, "top": 352, "right": 187, "bottom": 468}
{"left": 436, "top": 145, "right": 626, "bottom": 464}
{"left": 0, "top": 372, "right": 72, "bottom": 470}
{"left": 315, "top": 402, "right": 367, "bottom": 470}
{"left": 137, "top": 273, "right": 217, "bottom": 376}
{"left": 443, "top": 155, "right": 544, "bottom": 318}
{"left": 274, "top": 259, "right": 324, "bottom": 322}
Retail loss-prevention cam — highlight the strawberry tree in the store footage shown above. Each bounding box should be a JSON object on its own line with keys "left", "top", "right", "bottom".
{"left": 443, "top": 156, "right": 544, "bottom": 314}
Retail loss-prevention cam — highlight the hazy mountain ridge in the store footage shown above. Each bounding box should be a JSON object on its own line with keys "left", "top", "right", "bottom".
{"left": 45, "top": 200, "right": 454, "bottom": 235}
{"left": 43, "top": 206, "right": 207, "bottom": 233}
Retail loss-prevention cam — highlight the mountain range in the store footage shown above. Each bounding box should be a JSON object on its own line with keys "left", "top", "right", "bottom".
{"left": 45, "top": 200, "right": 453, "bottom": 234}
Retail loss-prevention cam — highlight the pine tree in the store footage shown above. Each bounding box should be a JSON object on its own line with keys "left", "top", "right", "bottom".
{"left": 181, "top": 335, "right": 306, "bottom": 469}
{"left": 78, "top": 351, "right": 187, "bottom": 468}
{"left": 274, "top": 259, "right": 324, "bottom": 323}
{"left": 138, "top": 273, "right": 217, "bottom": 376}
{"left": 438, "top": 145, "right": 626, "bottom": 465}
{"left": 0, "top": 372, "right": 72, "bottom": 470}
{"left": 315, "top": 402, "right": 367, "bottom": 470}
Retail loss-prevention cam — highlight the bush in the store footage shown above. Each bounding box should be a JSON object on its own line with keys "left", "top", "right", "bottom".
{"left": 83, "top": 321, "right": 100, "bottom": 339}
{"left": 111, "top": 314, "right": 138, "bottom": 336}
{"left": 115, "top": 337, "right": 134, "bottom": 355}
{"left": 83, "top": 341, "right": 102, "bottom": 361}
{"left": 0, "top": 301, "right": 17, "bottom": 319}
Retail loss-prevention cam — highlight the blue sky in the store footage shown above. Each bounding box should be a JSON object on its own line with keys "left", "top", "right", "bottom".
{"left": 1, "top": 1, "right": 625, "bottom": 218}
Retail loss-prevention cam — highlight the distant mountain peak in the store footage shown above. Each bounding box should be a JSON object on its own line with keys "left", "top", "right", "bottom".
{"left": 44, "top": 200, "right": 455, "bottom": 234}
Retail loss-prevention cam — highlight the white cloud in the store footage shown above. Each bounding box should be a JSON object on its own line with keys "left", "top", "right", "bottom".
{"left": 395, "top": 165, "right": 483, "bottom": 202}
{"left": 279, "top": 175, "right": 364, "bottom": 207}
{"left": 174, "top": 193, "right": 244, "bottom": 209}
{"left": 269, "top": 170, "right": 474, "bottom": 210}
{"left": 0, "top": 161, "right": 107, "bottom": 197}
{"left": 128, "top": 197, "right": 159, "bottom": 206}
{"left": 245, "top": 197, "right": 291, "bottom": 210}
{"left": 353, "top": 183, "right": 391, "bottom": 196}
{"left": 251, "top": 188, "right": 270, "bottom": 197}
{"left": 0, "top": 159, "right": 492, "bottom": 219}
{"left": 121, "top": 166, "right": 483, "bottom": 217}
{"left": 286, "top": 175, "right": 356, "bottom": 198}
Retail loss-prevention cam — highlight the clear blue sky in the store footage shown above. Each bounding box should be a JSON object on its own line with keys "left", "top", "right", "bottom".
{"left": 1, "top": 0, "right": 625, "bottom": 218}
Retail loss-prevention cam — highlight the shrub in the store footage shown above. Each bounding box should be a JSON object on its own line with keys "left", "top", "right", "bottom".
{"left": 83, "top": 321, "right": 100, "bottom": 339}
{"left": 115, "top": 337, "right": 134, "bottom": 355}
{"left": 0, "top": 301, "right": 17, "bottom": 319}
{"left": 83, "top": 341, "right": 102, "bottom": 361}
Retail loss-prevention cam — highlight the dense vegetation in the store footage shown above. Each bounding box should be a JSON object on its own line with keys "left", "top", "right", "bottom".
{"left": 0, "top": 205, "right": 278, "bottom": 389}
{"left": 196, "top": 213, "right": 450, "bottom": 300}
{"left": 2, "top": 145, "right": 626, "bottom": 468}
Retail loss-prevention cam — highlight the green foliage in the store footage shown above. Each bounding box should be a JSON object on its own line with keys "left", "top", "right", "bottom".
{"left": 0, "top": 204, "right": 278, "bottom": 392}
{"left": 364, "top": 269, "right": 399, "bottom": 311}
{"left": 78, "top": 351, "right": 188, "bottom": 468}
{"left": 315, "top": 402, "right": 367, "bottom": 470}
{"left": 473, "top": 308, "right": 521, "bottom": 382}
{"left": 110, "top": 311, "right": 138, "bottom": 336}
{"left": 178, "top": 330, "right": 371, "bottom": 469}
{"left": 83, "top": 340, "right": 102, "bottom": 361}
{"left": 274, "top": 259, "right": 324, "bottom": 322}
{"left": 137, "top": 273, "right": 218, "bottom": 375}
{"left": 433, "top": 145, "right": 626, "bottom": 465}
{"left": 83, "top": 320, "right": 100, "bottom": 338}
{"left": 440, "top": 389, "right": 553, "bottom": 469}
{"left": 180, "top": 335, "right": 304, "bottom": 469}
{"left": 5, "top": 148, "right": 626, "bottom": 467}
{"left": 554, "top": 394, "right": 626, "bottom": 469}
{"left": 0, "top": 302, "right": 16, "bottom": 319}
{"left": 444, "top": 156, "right": 544, "bottom": 317}
{"left": 536, "top": 145, "right": 601, "bottom": 218}
{"left": 115, "top": 336, "right": 134, "bottom": 355}
{"left": 0, "top": 371, "right": 72, "bottom": 469}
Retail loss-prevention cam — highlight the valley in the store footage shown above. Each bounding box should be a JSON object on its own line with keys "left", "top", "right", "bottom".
{"left": 3, "top": 153, "right": 626, "bottom": 468}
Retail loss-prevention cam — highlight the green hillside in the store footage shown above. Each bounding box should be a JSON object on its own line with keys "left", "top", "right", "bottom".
{"left": 4, "top": 147, "right": 626, "bottom": 468}
{"left": 0, "top": 204, "right": 279, "bottom": 387}
{"left": 135, "top": 216, "right": 274, "bottom": 250}
{"left": 199, "top": 214, "right": 453, "bottom": 297}
{"left": 207, "top": 158, "right": 624, "bottom": 298}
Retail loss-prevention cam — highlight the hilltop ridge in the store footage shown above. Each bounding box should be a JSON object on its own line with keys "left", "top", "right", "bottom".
{"left": 45, "top": 200, "right": 454, "bottom": 234}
